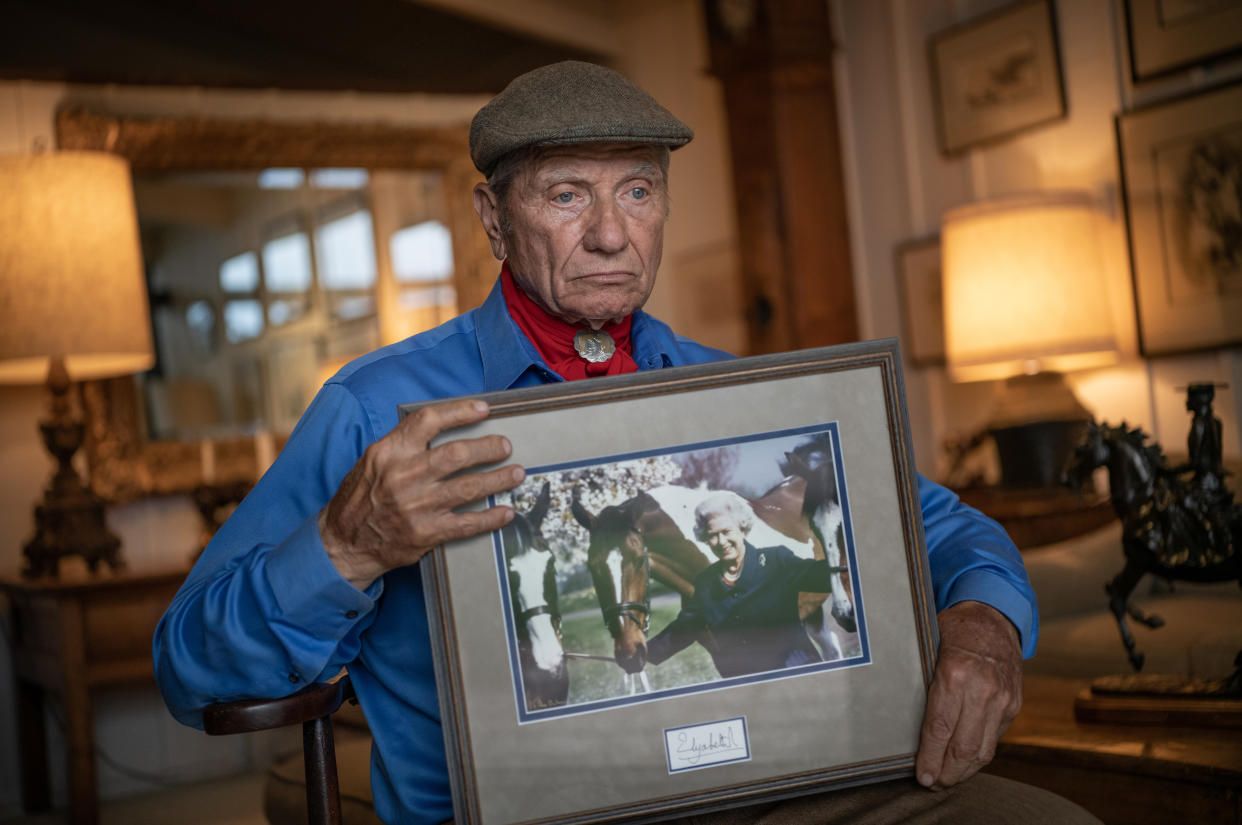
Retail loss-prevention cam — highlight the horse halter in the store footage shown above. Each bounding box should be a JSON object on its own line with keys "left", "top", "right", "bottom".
{"left": 511, "top": 556, "right": 561, "bottom": 633}
{"left": 601, "top": 549, "right": 651, "bottom": 638}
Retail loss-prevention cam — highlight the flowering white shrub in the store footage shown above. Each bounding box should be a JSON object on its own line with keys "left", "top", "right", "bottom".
{"left": 501, "top": 455, "right": 682, "bottom": 568}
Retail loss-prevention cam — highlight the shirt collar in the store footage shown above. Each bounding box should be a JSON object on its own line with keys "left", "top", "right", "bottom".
{"left": 475, "top": 275, "right": 674, "bottom": 391}
{"left": 476, "top": 277, "right": 546, "bottom": 392}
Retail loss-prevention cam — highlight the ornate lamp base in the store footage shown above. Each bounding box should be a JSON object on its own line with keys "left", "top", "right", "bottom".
{"left": 22, "top": 357, "right": 125, "bottom": 578}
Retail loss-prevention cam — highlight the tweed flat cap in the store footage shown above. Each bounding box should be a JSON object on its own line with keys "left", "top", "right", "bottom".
{"left": 470, "top": 61, "right": 693, "bottom": 177}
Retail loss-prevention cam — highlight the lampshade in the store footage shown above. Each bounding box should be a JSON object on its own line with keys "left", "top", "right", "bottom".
{"left": 941, "top": 191, "right": 1118, "bottom": 383}
{"left": 0, "top": 151, "right": 154, "bottom": 384}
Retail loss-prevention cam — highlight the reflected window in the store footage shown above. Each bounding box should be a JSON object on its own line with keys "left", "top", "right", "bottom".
{"left": 258, "top": 168, "right": 305, "bottom": 189}
{"left": 220, "top": 252, "right": 259, "bottom": 293}
{"left": 311, "top": 168, "right": 370, "bottom": 189}
{"left": 329, "top": 294, "right": 376, "bottom": 320}
{"left": 391, "top": 220, "right": 454, "bottom": 282}
{"left": 263, "top": 232, "right": 312, "bottom": 292}
{"left": 185, "top": 300, "right": 215, "bottom": 353}
{"left": 268, "top": 298, "right": 307, "bottom": 326}
{"left": 224, "top": 300, "right": 264, "bottom": 342}
{"left": 316, "top": 210, "right": 377, "bottom": 290}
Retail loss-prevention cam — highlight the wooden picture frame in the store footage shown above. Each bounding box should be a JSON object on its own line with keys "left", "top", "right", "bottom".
{"left": 1116, "top": 79, "right": 1242, "bottom": 356}
{"left": 1123, "top": 0, "right": 1242, "bottom": 82}
{"left": 401, "top": 340, "right": 938, "bottom": 825}
{"left": 895, "top": 236, "right": 946, "bottom": 367}
{"left": 929, "top": 0, "right": 1067, "bottom": 155}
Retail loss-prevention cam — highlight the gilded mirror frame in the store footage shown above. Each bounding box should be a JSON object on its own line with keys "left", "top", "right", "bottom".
{"left": 56, "top": 107, "right": 493, "bottom": 502}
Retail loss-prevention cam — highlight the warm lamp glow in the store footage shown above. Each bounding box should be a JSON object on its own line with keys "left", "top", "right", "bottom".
{"left": 942, "top": 191, "right": 1118, "bottom": 383}
{"left": 0, "top": 151, "right": 155, "bottom": 383}
{"left": 1, "top": 151, "right": 156, "bottom": 577}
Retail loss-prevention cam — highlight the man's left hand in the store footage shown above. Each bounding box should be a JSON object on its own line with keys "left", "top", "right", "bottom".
{"left": 915, "top": 600, "right": 1022, "bottom": 789}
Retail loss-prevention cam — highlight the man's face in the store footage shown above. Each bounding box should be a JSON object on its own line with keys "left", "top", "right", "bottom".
{"left": 479, "top": 144, "right": 668, "bottom": 328}
{"left": 702, "top": 513, "right": 746, "bottom": 571}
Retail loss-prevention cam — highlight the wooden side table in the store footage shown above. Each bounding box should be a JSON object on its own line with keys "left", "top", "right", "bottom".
{"left": 955, "top": 486, "right": 1115, "bottom": 549}
{"left": 2, "top": 569, "right": 186, "bottom": 825}
{"left": 987, "top": 675, "right": 1242, "bottom": 825}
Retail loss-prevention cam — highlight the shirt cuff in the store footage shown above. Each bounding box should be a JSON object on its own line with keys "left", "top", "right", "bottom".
{"left": 264, "top": 513, "right": 381, "bottom": 638}
{"left": 941, "top": 568, "right": 1038, "bottom": 658}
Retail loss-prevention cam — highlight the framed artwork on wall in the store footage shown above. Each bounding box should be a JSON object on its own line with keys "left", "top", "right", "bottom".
{"left": 1117, "top": 79, "right": 1242, "bottom": 356}
{"left": 895, "top": 236, "right": 946, "bottom": 368}
{"left": 401, "top": 341, "right": 939, "bottom": 825}
{"left": 1123, "top": 0, "right": 1242, "bottom": 82}
{"left": 929, "top": 0, "right": 1067, "bottom": 155}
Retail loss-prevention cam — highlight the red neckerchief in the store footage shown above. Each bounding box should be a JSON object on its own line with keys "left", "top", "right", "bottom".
{"left": 501, "top": 262, "right": 638, "bottom": 380}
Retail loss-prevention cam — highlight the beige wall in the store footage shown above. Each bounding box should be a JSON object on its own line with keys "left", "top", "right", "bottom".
{"left": 831, "top": 0, "right": 1242, "bottom": 479}
{"left": 0, "top": 0, "right": 739, "bottom": 814}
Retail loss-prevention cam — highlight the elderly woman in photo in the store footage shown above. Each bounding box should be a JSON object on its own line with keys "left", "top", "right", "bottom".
{"left": 646, "top": 491, "right": 837, "bottom": 678}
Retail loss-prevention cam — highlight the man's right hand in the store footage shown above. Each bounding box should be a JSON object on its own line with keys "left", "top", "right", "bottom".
{"left": 318, "top": 399, "right": 525, "bottom": 590}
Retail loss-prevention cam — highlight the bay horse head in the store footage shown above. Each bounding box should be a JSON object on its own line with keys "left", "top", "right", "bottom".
{"left": 571, "top": 488, "right": 654, "bottom": 674}
{"left": 502, "top": 480, "right": 568, "bottom": 710}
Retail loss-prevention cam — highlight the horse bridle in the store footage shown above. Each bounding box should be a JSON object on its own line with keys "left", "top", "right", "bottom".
{"left": 512, "top": 556, "right": 561, "bottom": 639}
{"left": 600, "top": 548, "right": 651, "bottom": 638}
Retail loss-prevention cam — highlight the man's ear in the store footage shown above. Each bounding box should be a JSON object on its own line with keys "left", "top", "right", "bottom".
{"left": 472, "top": 183, "right": 507, "bottom": 261}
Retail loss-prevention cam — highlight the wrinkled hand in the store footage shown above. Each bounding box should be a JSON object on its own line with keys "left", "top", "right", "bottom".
{"left": 319, "top": 399, "right": 525, "bottom": 590}
{"left": 916, "top": 600, "right": 1022, "bottom": 790}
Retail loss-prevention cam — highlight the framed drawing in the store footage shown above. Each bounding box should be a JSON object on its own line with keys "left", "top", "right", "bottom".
{"left": 1117, "top": 80, "right": 1242, "bottom": 356}
{"left": 895, "top": 236, "right": 946, "bottom": 367}
{"left": 929, "top": 0, "right": 1067, "bottom": 155}
{"left": 1123, "top": 0, "right": 1242, "bottom": 82}
{"left": 402, "top": 340, "right": 938, "bottom": 825}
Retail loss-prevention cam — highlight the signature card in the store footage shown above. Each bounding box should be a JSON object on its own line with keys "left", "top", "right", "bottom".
{"left": 664, "top": 717, "right": 751, "bottom": 773}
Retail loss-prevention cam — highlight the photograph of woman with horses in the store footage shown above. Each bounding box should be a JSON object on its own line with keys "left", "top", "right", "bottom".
{"left": 492, "top": 425, "right": 869, "bottom": 721}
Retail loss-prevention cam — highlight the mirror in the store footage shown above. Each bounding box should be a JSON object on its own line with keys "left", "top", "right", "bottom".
{"left": 56, "top": 107, "right": 495, "bottom": 502}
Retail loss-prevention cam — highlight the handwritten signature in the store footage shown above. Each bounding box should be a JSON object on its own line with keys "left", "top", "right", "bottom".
{"left": 674, "top": 728, "right": 744, "bottom": 765}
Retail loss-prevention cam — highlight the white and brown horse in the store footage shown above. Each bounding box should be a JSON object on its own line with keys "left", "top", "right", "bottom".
{"left": 503, "top": 481, "right": 569, "bottom": 709}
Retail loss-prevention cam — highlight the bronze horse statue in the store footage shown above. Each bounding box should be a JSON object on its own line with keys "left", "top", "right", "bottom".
{"left": 1063, "top": 419, "right": 1241, "bottom": 680}
{"left": 502, "top": 481, "right": 569, "bottom": 710}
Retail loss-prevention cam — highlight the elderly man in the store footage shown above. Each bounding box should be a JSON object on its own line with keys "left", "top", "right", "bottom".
{"left": 155, "top": 62, "right": 1098, "bottom": 824}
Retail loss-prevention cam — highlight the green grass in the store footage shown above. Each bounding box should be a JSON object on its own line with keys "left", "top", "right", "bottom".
{"left": 559, "top": 599, "right": 717, "bottom": 705}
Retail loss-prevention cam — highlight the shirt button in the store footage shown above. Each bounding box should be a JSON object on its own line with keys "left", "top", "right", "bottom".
{"left": 289, "top": 673, "right": 300, "bottom": 683}
{"left": 345, "top": 610, "right": 358, "bottom": 619}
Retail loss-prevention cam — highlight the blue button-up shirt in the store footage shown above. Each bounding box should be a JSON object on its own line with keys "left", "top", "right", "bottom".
{"left": 154, "top": 278, "right": 1037, "bottom": 825}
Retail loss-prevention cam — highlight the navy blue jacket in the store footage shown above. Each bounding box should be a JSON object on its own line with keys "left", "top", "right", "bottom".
{"left": 647, "top": 543, "right": 832, "bottom": 677}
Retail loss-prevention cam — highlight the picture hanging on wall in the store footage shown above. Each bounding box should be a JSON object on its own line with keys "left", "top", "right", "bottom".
{"left": 895, "top": 235, "right": 946, "bottom": 367}
{"left": 1117, "top": 79, "right": 1242, "bottom": 356}
{"left": 928, "top": 0, "right": 1067, "bottom": 155}
{"left": 1124, "top": 0, "right": 1242, "bottom": 82}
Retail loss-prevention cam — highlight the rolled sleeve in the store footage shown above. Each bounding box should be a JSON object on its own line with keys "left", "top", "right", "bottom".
{"left": 939, "top": 568, "right": 1037, "bottom": 657}
{"left": 919, "top": 474, "right": 1040, "bottom": 658}
{"left": 265, "top": 514, "right": 381, "bottom": 641}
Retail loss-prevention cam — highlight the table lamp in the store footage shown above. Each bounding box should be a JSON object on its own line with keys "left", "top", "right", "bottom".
{"left": 941, "top": 191, "right": 1118, "bottom": 488}
{"left": 0, "top": 151, "right": 155, "bottom": 577}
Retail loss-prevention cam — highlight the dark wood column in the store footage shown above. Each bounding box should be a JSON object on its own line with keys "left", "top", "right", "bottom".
{"left": 703, "top": 0, "right": 858, "bottom": 355}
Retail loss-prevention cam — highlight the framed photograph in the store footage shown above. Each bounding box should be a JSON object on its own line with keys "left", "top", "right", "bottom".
{"left": 895, "top": 236, "right": 946, "bottom": 367}
{"left": 1117, "top": 79, "right": 1242, "bottom": 356}
{"left": 403, "top": 341, "right": 938, "bottom": 825}
{"left": 929, "top": 0, "right": 1067, "bottom": 155}
{"left": 1123, "top": 0, "right": 1242, "bottom": 82}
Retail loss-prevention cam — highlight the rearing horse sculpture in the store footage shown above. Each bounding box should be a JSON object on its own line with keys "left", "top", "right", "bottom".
{"left": 502, "top": 481, "right": 570, "bottom": 709}
{"left": 1063, "top": 420, "right": 1241, "bottom": 678}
